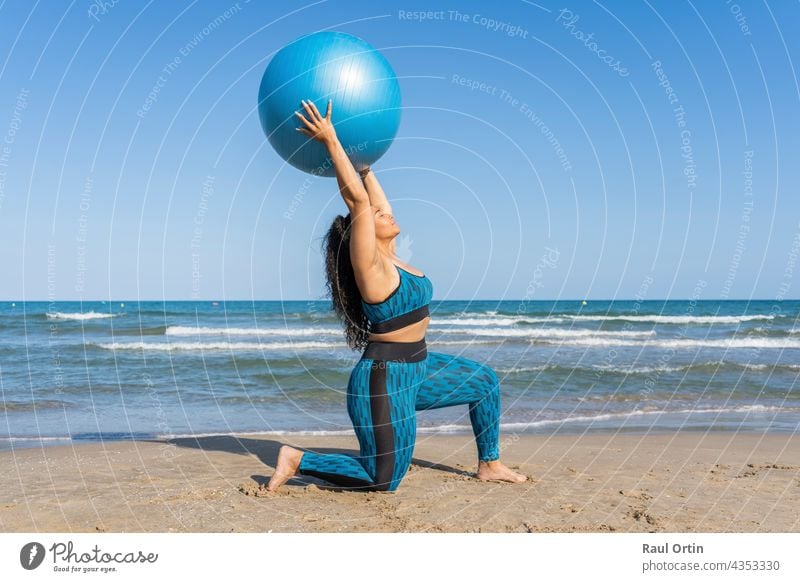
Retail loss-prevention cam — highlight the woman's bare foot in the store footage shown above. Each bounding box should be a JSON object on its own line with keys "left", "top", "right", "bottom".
{"left": 266, "top": 445, "right": 304, "bottom": 491}
{"left": 476, "top": 459, "right": 528, "bottom": 483}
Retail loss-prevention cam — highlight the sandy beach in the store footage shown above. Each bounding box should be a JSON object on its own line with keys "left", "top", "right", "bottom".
{"left": 1, "top": 431, "right": 798, "bottom": 533}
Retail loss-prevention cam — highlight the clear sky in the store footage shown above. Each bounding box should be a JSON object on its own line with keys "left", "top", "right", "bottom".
{"left": 0, "top": 0, "right": 798, "bottom": 301}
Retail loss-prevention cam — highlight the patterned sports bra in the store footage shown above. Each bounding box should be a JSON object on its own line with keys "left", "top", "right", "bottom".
{"left": 361, "top": 264, "right": 434, "bottom": 333}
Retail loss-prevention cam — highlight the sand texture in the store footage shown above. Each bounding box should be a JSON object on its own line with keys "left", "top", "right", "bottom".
{"left": 1, "top": 432, "right": 798, "bottom": 533}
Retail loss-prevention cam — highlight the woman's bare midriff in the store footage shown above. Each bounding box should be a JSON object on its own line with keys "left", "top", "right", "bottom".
{"left": 367, "top": 316, "right": 430, "bottom": 343}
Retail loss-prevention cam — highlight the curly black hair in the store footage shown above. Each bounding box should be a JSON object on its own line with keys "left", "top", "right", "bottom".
{"left": 322, "top": 213, "right": 371, "bottom": 350}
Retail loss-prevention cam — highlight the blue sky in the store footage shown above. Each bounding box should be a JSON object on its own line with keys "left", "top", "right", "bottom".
{"left": 0, "top": 0, "right": 798, "bottom": 301}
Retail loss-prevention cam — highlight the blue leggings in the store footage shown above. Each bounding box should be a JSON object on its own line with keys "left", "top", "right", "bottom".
{"left": 297, "top": 339, "right": 501, "bottom": 492}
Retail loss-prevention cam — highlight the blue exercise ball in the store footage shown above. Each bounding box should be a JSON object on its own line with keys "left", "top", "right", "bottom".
{"left": 258, "top": 31, "right": 401, "bottom": 177}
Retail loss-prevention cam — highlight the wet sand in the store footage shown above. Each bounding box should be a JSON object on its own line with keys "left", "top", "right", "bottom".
{"left": 1, "top": 431, "right": 798, "bottom": 532}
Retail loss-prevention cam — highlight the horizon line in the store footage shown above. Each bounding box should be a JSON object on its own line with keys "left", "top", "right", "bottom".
{"left": 1, "top": 298, "right": 796, "bottom": 303}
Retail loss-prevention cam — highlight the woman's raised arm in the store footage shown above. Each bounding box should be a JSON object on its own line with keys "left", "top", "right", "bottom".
{"left": 296, "top": 99, "right": 379, "bottom": 273}
{"left": 296, "top": 99, "right": 367, "bottom": 208}
{"left": 359, "top": 166, "right": 396, "bottom": 255}
{"left": 359, "top": 166, "right": 393, "bottom": 216}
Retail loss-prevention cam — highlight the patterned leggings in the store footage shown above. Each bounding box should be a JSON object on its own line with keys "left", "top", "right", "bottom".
{"left": 297, "top": 339, "right": 501, "bottom": 492}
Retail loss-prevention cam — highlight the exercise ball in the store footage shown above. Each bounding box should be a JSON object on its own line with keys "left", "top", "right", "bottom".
{"left": 258, "top": 31, "right": 401, "bottom": 177}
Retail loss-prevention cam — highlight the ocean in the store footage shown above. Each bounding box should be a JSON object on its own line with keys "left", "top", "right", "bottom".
{"left": 1, "top": 299, "right": 798, "bottom": 452}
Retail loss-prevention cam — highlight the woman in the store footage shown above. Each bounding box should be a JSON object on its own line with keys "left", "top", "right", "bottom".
{"left": 266, "top": 98, "right": 527, "bottom": 492}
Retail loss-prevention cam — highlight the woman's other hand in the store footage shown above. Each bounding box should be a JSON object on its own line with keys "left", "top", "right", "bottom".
{"left": 295, "top": 99, "right": 336, "bottom": 145}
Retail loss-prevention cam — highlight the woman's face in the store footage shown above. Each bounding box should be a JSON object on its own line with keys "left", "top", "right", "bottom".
{"left": 373, "top": 206, "right": 400, "bottom": 239}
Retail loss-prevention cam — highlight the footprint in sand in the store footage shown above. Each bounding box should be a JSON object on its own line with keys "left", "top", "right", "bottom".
{"left": 734, "top": 462, "right": 798, "bottom": 479}
{"left": 626, "top": 506, "right": 659, "bottom": 527}
{"left": 619, "top": 489, "right": 653, "bottom": 501}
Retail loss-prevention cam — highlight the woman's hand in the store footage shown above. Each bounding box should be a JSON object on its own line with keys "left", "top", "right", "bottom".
{"left": 295, "top": 99, "right": 336, "bottom": 146}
